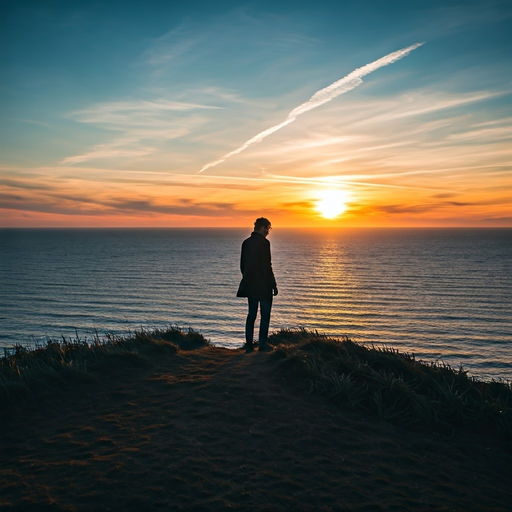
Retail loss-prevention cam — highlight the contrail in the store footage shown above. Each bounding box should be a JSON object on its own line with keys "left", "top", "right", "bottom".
{"left": 199, "top": 42, "right": 424, "bottom": 173}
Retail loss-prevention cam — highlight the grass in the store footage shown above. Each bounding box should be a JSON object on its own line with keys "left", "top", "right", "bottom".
{"left": 0, "top": 325, "right": 209, "bottom": 405}
{"left": 269, "top": 328, "right": 512, "bottom": 440}
{"left": 3, "top": 325, "right": 511, "bottom": 441}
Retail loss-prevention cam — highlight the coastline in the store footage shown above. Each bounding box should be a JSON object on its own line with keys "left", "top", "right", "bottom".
{"left": 1, "top": 328, "right": 511, "bottom": 511}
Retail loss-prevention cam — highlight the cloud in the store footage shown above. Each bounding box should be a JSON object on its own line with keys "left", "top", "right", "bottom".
{"left": 68, "top": 99, "right": 221, "bottom": 127}
{"left": 233, "top": 87, "right": 510, "bottom": 190}
{"left": 281, "top": 200, "right": 315, "bottom": 209}
{"left": 473, "top": 116, "right": 512, "bottom": 127}
{"left": 198, "top": 42, "right": 424, "bottom": 173}
{"left": 446, "top": 126, "right": 512, "bottom": 142}
{"left": 355, "top": 196, "right": 512, "bottom": 216}
{"left": 432, "top": 193, "right": 458, "bottom": 199}
{"left": 352, "top": 91, "right": 504, "bottom": 127}
{"left": 481, "top": 216, "right": 512, "bottom": 224}
{"left": 0, "top": 175, "right": 252, "bottom": 217}
{"left": 106, "top": 198, "right": 242, "bottom": 216}
{"left": 0, "top": 193, "right": 25, "bottom": 202}
{"left": 62, "top": 97, "right": 223, "bottom": 164}
{"left": 145, "top": 25, "right": 203, "bottom": 67}
{"left": 21, "top": 119, "right": 52, "bottom": 128}
{"left": 61, "top": 139, "right": 158, "bottom": 165}
{"left": 0, "top": 177, "right": 54, "bottom": 191}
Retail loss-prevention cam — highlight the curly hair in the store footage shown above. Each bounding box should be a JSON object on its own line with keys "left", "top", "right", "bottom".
{"left": 254, "top": 217, "right": 271, "bottom": 230}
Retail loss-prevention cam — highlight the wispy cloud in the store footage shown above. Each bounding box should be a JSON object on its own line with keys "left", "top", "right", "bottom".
{"left": 62, "top": 98, "right": 221, "bottom": 164}
{"left": 147, "top": 33, "right": 201, "bottom": 67}
{"left": 61, "top": 138, "right": 158, "bottom": 165}
{"left": 20, "top": 119, "right": 52, "bottom": 128}
{"left": 355, "top": 195, "right": 512, "bottom": 216}
{"left": 446, "top": 125, "right": 512, "bottom": 142}
{"left": 230, "top": 87, "right": 509, "bottom": 184}
{"left": 67, "top": 99, "right": 221, "bottom": 127}
{"left": 198, "top": 42, "right": 424, "bottom": 173}
{"left": 351, "top": 91, "right": 502, "bottom": 127}
{"left": 0, "top": 186, "right": 250, "bottom": 218}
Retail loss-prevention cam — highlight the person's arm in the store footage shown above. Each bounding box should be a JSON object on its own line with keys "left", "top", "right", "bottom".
{"left": 267, "top": 242, "right": 278, "bottom": 295}
{"left": 240, "top": 242, "right": 245, "bottom": 274}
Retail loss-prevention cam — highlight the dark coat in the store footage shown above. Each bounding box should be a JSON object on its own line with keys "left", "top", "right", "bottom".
{"left": 236, "top": 232, "right": 277, "bottom": 300}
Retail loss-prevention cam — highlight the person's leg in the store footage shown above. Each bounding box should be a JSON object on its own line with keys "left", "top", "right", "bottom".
{"left": 258, "top": 297, "right": 273, "bottom": 349}
{"left": 245, "top": 298, "right": 259, "bottom": 348}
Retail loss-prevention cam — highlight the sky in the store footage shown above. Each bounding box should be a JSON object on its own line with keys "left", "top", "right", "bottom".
{"left": 1, "top": 0, "right": 511, "bottom": 227}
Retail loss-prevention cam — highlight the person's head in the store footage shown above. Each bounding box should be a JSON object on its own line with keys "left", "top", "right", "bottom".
{"left": 254, "top": 217, "right": 272, "bottom": 237}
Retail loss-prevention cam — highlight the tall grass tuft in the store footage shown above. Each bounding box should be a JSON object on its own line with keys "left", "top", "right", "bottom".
{"left": 0, "top": 325, "right": 209, "bottom": 404}
{"left": 269, "top": 329, "right": 512, "bottom": 439}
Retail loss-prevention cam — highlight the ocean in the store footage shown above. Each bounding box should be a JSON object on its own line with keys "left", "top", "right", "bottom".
{"left": 0, "top": 228, "right": 510, "bottom": 381}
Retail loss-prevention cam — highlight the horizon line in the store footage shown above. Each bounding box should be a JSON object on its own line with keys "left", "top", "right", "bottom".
{"left": 1, "top": 226, "right": 510, "bottom": 230}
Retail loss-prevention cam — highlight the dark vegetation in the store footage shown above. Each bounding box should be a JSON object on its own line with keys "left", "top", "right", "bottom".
{"left": 269, "top": 329, "right": 512, "bottom": 440}
{"left": 2, "top": 326, "right": 511, "bottom": 441}
{"left": 0, "top": 326, "right": 209, "bottom": 404}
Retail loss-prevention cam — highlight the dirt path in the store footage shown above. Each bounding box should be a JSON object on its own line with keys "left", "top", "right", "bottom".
{"left": 2, "top": 346, "right": 511, "bottom": 511}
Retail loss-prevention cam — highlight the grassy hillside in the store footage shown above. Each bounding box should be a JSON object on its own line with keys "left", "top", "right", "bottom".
{"left": 2, "top": 326, "right": 511, "bottom": 439}
{"left": 0, "top": 326, "right": 209, "bottom": 404}
{"left": 269, "top": 329, "right": 512, "bottom": 439}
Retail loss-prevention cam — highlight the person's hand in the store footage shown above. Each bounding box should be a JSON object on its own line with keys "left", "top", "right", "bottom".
{"left": 273, "top": 287, "right": 279, "bottom": 296}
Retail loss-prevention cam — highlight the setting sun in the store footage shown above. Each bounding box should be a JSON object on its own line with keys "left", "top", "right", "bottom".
{"left": 315, "top": 190, "right": 349, "bottom": 219}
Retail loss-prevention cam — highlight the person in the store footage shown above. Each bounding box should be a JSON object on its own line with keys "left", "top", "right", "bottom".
{"left": 236, "top": 217, "right": 278, "bottom": 353}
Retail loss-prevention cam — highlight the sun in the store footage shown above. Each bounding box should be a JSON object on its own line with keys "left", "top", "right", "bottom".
{"left": 315, "top": 189, "right": 349, "bottom": 219}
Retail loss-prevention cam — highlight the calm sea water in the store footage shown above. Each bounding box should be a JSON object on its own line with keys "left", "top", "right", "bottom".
{"left": 0, "top": 228, "right": 510, "bottom": 381}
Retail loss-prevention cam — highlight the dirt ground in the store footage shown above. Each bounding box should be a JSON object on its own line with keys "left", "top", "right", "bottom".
{"left": 1, "top": 345, "right": 511, "bottom": 511}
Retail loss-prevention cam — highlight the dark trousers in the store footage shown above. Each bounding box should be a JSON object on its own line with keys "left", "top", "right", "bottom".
{"left": 245, "top": 297, "right": 273, "bottom": 347}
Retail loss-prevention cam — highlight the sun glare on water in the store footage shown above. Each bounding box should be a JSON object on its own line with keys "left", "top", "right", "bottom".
{"left": 315, "top": 189, "right": 349, "bottom": 219}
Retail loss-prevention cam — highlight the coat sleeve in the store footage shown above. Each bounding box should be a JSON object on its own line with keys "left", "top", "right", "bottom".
{"left": 240, "top": 241, "right": 245, "bottom": 274}
{"left": 267, "top": 242, "right": 277, "bottom": 288}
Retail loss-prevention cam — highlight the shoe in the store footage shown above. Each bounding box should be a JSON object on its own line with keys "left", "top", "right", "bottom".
{"left": 258, "top": 344, "right": 273, "bottom": 352}
{"left": 244, "top": 343, "right": 254, "bottom": 353}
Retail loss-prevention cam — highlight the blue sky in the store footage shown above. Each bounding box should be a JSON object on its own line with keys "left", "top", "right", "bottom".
{"left": 1, "top": 0, "right": 511, "bottom": 226}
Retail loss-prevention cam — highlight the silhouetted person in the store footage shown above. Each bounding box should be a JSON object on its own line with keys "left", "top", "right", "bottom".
{"left": 237, "top": 217, "right": 278, "bottom": 353}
